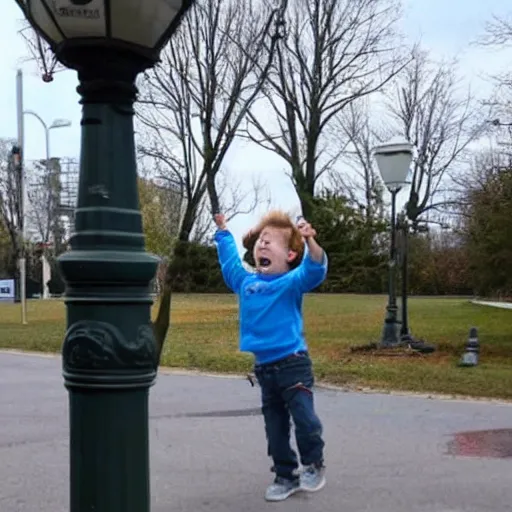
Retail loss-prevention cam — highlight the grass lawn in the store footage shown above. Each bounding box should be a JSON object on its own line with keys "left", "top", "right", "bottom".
{"left": 0, "top": 294, "right": 511, "bottom": 400}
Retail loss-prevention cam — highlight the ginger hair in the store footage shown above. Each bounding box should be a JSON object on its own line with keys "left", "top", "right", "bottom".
{"left": 242, "top": 210, "right": 304, "bottom": 269}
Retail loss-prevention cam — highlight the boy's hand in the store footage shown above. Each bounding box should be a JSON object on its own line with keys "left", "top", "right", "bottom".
{"left": 297, "top": 218, "right": 317, "bottom": 240}
{"left": 297, "top": 217, "right": 324, "bottom": 263}
{"left": 214, "top": 213, "right": 227, "bottom": 230}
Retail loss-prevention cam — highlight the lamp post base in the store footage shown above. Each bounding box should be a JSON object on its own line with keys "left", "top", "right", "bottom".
{"left": 400, "top": 332, "right": 436, "bottom": 354}
{"left": 378, "top": 319, "right": 436, "bottom": 353}
{"left": 379, "top": 305, "right": 401, "bottom": 348}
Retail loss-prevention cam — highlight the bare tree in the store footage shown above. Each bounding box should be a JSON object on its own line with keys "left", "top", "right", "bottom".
{"left": 481, "top": 13, "right": 512, "bottom": 47}
{"left": 25, "top": 158, "right": 64, "bottom": 247}
{"left": 0, "top": 138, "right": 23, "bottom": 277}
{"left": 136, "top": 0, "right": 288, "bottom": 358}
{"left": 136, "top": 0, "right": 287, "bottom": 241}
{"left": 244, "top": 0, "right": 405, "bottom": 218}
{"left": 451, "top": 144, "right": 512, "bottom": 219}
{"left": 386, "top": 49, "right": 484, "bottom": 226}
{"left": 332, "top": 99, "right": 387, "bottom": 220}
{"left": 477, "top": 12, "right": 512, "bottom": 135}
{"left": 190, "top": 171, "right": 271, "bottom": 244}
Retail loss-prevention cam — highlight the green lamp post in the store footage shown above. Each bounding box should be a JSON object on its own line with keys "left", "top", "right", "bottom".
{"left": 13, "top": 1, "right": 195, "bottom": 511}
{"left": 373, "top": 136, "right": 413, "bottom": 347}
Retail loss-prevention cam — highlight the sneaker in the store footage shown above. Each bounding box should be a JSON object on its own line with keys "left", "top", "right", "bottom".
{"left": 265, "top": 476, "right": 301, "bottom": 501}
{"left": 300, "top": 463, "right": 326, "bottom": 492}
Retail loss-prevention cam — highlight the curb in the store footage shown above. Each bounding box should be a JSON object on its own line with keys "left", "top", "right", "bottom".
{"left": 1, "top": 349, "right": 511, "bottom": 406}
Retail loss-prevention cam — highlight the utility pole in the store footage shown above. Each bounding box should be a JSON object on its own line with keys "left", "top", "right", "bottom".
{"left": 16, "top": 69, "right": 27, "bottom": 325}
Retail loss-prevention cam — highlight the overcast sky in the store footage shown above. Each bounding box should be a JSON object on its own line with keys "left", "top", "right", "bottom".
{"left": 0, "top": 0, "right": 510, "bottom": 247}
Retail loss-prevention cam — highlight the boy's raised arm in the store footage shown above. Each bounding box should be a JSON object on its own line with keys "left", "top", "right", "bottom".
{"left": 214, "top": 213, "right": 250, "bottom": 294}
{"left": 293, "top": 219, "right": 328, "bottom": 292}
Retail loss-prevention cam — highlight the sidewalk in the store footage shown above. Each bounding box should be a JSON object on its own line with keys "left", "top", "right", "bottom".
{"left": 472, "top": 300, "right": 512, "bottom": 310}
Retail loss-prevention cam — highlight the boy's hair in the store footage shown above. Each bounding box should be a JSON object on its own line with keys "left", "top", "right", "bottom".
{"left": 242, "top": 210, "right": 304, "bottom": 269}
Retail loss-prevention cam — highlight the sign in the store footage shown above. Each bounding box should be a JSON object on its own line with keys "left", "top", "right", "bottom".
{"left": 53, "top": 0, "right": 104, "bottom": 25}
{"left": 55, "top": 0, "right": 100, "bottom": 19}
{"left": 0, "top": 279, "right": 15, "bottom": 302}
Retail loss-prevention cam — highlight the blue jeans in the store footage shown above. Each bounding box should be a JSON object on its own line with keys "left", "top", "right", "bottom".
{"left": 254, "top": 352, "right": 324, "bottom": 480}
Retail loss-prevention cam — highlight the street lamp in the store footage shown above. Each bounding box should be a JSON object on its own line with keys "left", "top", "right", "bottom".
{"left": 373, "top": 136, "right": 413, "bottom": 347}
{"left": 397, "top": 204, "right": 437, "bottom": 354}
{"left": 24, "top": 111, "right": 72, "bottom": 166}
{"left": 14, "top": 1, "right": 195, "bottom": 511}
{"left": 24, "top": 111, "right": 71, "bottom": 299}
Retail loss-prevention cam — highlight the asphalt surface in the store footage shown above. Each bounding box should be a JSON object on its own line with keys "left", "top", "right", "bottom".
{"left": 0, "top": 351, "right": 511, "bottom": 512}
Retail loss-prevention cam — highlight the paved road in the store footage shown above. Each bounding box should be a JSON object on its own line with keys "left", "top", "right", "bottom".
{"left": 0, "top": 352, "right": 511, "bottom": 512}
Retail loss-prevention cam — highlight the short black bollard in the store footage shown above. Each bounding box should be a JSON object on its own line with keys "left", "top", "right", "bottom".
{"left": 459, "top": 327, "right": 479, "bottom": 367}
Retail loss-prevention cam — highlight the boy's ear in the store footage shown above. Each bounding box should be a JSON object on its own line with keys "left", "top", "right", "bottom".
{"left": 287, "top": 250, "right": 298, "bottom": 263}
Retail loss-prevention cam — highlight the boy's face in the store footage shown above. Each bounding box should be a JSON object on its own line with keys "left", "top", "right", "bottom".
{"left": 253, "top": 226, "right": 297, "bottom": 274}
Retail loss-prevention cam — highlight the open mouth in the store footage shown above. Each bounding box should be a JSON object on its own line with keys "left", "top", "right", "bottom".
{"left": 259, "top": 257, "right": 271, "bottom": 268}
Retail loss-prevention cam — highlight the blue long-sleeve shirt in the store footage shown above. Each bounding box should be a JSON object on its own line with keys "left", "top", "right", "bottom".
{"left": 214, "top": 229, "right": 328, "bottom": 364}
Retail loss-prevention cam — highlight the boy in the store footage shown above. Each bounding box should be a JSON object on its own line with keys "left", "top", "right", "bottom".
{"left": 213, "top": 210, "right": 328, "bottom": 502}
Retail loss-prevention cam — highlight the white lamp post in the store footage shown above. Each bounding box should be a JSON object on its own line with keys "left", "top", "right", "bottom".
{"left": 24, "top": 111, "right": 71, "bottom": 300}
{"left": 24, "top": 111, "right": 72, "bottom": 167}
{"left": 373, "top": 136, "right": 413, "bottom": 347}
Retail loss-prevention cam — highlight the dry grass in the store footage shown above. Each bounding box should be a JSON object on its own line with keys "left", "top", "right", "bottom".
{"left": 1, "top": 294, "right": 511, "bottom": 399}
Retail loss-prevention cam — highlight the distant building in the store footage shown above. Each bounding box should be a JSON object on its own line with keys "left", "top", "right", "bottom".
{"left": 24, "top": 157, "right": 78, "bottom": 252}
